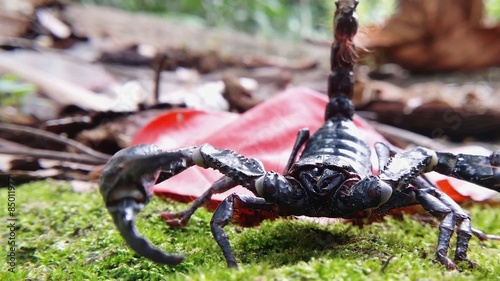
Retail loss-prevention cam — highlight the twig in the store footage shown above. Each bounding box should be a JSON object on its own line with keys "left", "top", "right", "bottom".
{"left": 0, "top": 36, "right": 40, "bottom": 50}
{"left": 472, "top": 228, "right": 500, "bottom": 241}
{"left": 0, "top": 147, "right": 107, "bottom": 165}
{"left": 381, "top": 255, "right": 395, "bottom": 273}
{"left": 369, "top": 121, "right": 447, "bottom": 150}
{"left": 0, "top": 123, "right": 111, "bottom": 161}
{"left": 153, "top": 53, "right": 167, "bottom": 106}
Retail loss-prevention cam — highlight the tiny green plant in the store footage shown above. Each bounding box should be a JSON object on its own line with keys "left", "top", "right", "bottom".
{"left": 0, "top": 74, "right": 36, "bottom": 107}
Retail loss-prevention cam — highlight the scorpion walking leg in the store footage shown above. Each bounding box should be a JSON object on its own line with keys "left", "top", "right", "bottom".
{"left": 283, "top": 128, "right": 310, "bottom": 174}
{"left": 471, "top": 228, "right": 500, "bottom": 241}
{"left": 375, "top": 185, "right": 472, "bottom": 269}
{"left": 413, "top": 177, "right": 477, "bottom": 268}
{"left": 374, "top": 142, "right": 400, "bottom": 171}
{"left": 414, "top": 176, "right": 500, "bottom": 242}
{"left": 210, "top": 194, "right": 277, "bottom": 268}
{"left": 376, "top": 143, "right": 500, "bottom": 239}
{"left": 376, "top": 146, "right": 475, "bottom": 269}
{"left": 161, "top": 176, "right": 238, "bottom": 227}
{"left": 412, "top": 184, "right": 475, "bottom": 269}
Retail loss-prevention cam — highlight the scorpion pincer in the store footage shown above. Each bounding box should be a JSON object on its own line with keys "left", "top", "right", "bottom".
{"left": 100, "top": 0, "right": 500, "bottom": 270}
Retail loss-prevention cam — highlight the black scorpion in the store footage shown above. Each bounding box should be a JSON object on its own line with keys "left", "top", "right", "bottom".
{"left": 100, "top": 0, "right": 500, "bottom": 270}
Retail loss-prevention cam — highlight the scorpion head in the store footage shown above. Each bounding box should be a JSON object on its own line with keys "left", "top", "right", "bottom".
{"left": 254, "top": 165, "right": 392, "bottom": 217}
{"left": 100, "top": 145, "right": 185, "bottom": 265}
{"left": 335, "top": 175, "right": 392, "bottom": 216}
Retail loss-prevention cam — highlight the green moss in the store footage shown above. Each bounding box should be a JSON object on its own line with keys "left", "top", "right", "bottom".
{"left": 1, "top": 180, "right": 499, "bottom": 280}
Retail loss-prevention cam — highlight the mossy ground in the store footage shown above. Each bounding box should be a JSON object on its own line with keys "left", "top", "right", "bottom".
{"left": 1, "top": 180, "right": 499, "bottom": 280}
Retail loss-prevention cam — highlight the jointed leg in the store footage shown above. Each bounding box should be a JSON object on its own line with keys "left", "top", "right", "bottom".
{"left": 374, "top": 142, "right": 399, "bottom": 172}
{"left": 372, "top": 187, "right": 419, "bottom": 215}
{"left": 283, "top": 129, "right": 310, "bottom": 174}
{"left": 413, "top": 177, "right": 477, "bottom": 267}
{"left": 412, "top": 185, "right": 461, "bottom": 269}
{"left": 374, "top": 144, "right": 486, "bottom": 269}
{"left": 161, "top": 176, "right": 238, "bottom": 226}
{"left": 210, "top": 194, "right": 277, "bottom": 268}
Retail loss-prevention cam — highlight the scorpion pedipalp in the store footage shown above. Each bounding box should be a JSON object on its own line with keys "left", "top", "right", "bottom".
{"left": 100, "top": 144, "right": 269, "bottom": 264}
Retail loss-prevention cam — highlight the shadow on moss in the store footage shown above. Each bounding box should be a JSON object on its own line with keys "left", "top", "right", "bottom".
{"left": 233, "top": 219, "right": 384, "bottom": 267}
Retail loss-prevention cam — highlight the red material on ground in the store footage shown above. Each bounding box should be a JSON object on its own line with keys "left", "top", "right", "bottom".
{"left": 132, "top": 88, "right": 495, "bottom": 216}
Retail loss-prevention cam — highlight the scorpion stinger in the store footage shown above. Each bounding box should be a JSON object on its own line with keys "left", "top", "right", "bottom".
{"left": 100, "top": 0, "right": 499, "bottom": 270}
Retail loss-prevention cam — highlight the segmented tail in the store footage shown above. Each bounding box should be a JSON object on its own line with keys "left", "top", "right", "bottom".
{"left": 326, "top": 0, "right": 359, "bottom": 120}
{"left": 332, "top": 0, "right": 359, "bottom": 69}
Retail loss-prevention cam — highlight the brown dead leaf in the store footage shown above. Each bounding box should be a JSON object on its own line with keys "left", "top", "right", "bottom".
{"left": 222, "top": 74, "right": 262, "bottom": 113}
{"left": 0, "top": 11, "right": 30, "bottom": 38}
{"left": 359, "top": 0, "right": 500, "bottom": 71}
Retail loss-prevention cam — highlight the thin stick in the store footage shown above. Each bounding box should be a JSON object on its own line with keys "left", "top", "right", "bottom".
{"left": 0, "top": 147, "right": 107, "bottom": 165}
{"left": 153, "top": 53, "right": 167, "bottom": 106}
{"left": 0, "top": 123, "right": 110, "bottom": 161}
{"left": 370, "top": 121, "right": 447, "bottom": 150}
{"left": 381, "top": 255, "right": 395, "bottom": 273}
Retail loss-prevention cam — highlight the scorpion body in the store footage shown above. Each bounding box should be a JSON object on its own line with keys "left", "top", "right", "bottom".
{"left": 100, "top": 0, "right": 500, "bottom": 270}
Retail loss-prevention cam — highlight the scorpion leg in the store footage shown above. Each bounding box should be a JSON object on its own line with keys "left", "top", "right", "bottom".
{"left": 161, "top": 176, "right": 238, "bottom": 227}
{"left": 375, "top": 145, "right": 498, "bottom": 269}
{"left": 471, "top": 228, "right": 500, "bottom": 241}
{"left": 377, "top": 180, "right": 466, "bottom": 269}
{"left": 374, "top": 142, "right": 399, "bottom": 171}
{"left": 376, "top": 146, "right": 466, "bottom": 269}
{"left": 283, "top": 128, "right": 310, "bottom": 174}
{"left": 413, "top": 177, "right": 479, "bottom": 269}
{"left": 374, "top": 185, "right": 472, "bottom": 269}
{"left": 210, "top": 194, "right": 277, "bottom": 268}
{"left": 376, "top": 143, "right": 500, "bottom": 235}
{"left": 413, "top": 187, "right": 460, "bottom": 269}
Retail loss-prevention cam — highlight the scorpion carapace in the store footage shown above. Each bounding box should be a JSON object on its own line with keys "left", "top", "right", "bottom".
{"left": 100, "top": 0, "right": 500, "bottom": 270}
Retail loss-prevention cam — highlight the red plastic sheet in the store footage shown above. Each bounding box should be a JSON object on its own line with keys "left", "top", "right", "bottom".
{"left": 132, "top": 88, "right": 496, "bottom": 208}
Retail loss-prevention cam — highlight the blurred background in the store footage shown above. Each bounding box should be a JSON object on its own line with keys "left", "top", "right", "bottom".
{"left": 75, "top": 0, "right": 499, "bottom": 37}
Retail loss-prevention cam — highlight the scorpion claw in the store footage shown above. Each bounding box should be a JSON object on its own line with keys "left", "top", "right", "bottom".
{"left": 110, "top": 198, "right": 184, "bottom": 265}
{"left": 100, "top": 144, "right": 192, "bottom": 265}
